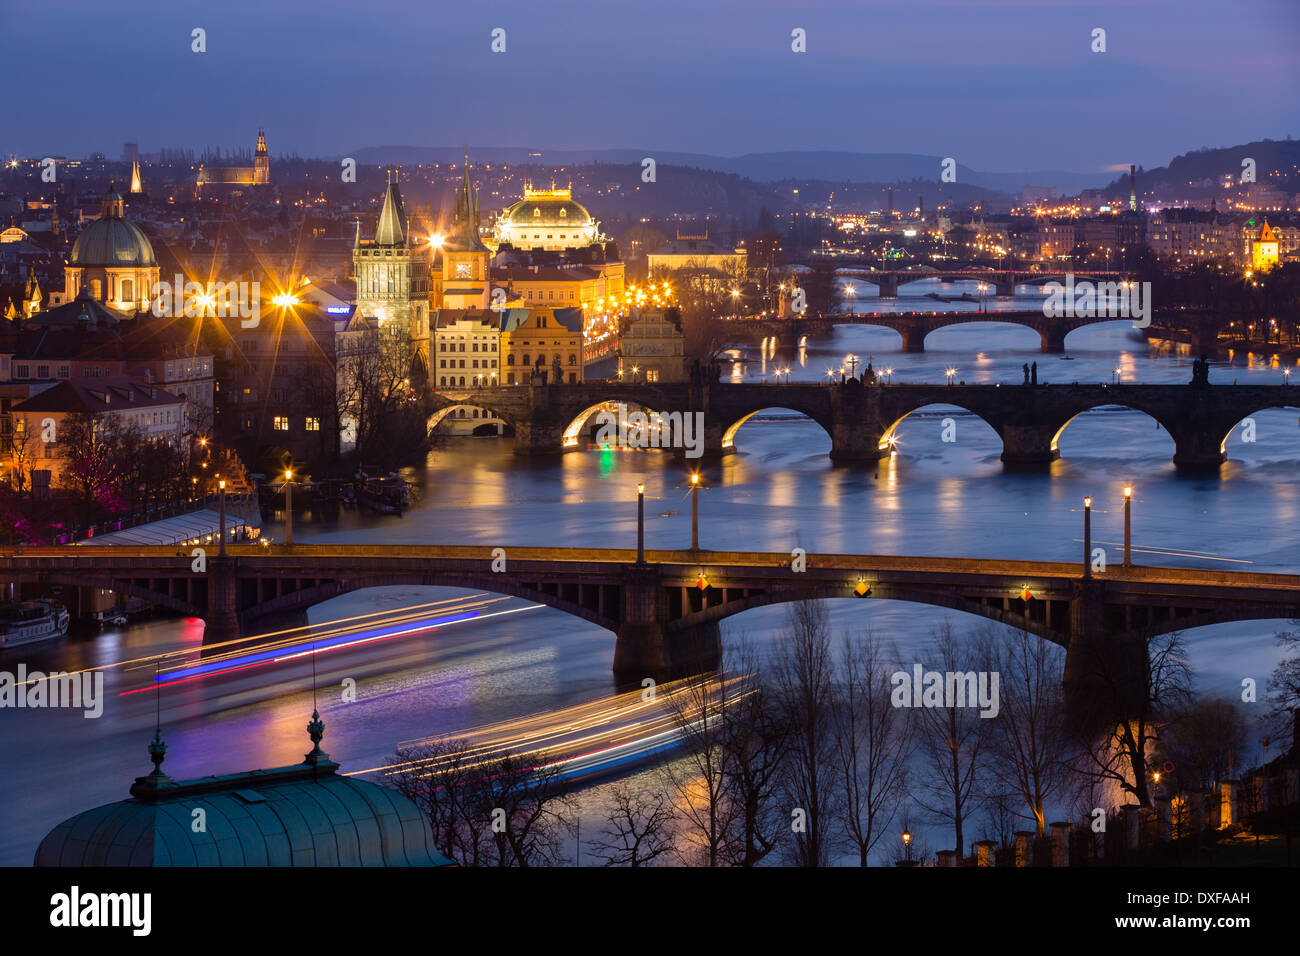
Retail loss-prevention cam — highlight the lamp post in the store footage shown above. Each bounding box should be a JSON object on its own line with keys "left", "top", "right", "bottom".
{"left": 1123, "top": 486, "right": 1132, "bottom": 567}
{"left": 946, "top": 367, "right": 957, "bottom": 386}
{"left": 636, "top": 482, "right": 645, "bottom": 564}
{"left": 218, "top": 479, "right": 227, "bottom": 557}
{"left": 690, "top": 473, "right": 700, "bottom": 552}
{"left": 1083, "top": 496, "right": 1092, "bottom": 578}
{"left": 902, "top": 828, "right": 912, "bottom": 863}
{"left": 284, "top": 469, "right": 294, "bottom": 547}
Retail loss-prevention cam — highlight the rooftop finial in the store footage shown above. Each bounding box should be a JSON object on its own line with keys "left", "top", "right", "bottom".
{"left": 304, "top": 709, "right": 329, "bottom": 766}
{"left": 148, "top": 728, "right": 168, "bottom": 776}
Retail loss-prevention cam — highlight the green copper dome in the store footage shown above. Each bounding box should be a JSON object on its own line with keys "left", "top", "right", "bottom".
{"left": 69, "top": 184, "right": 157, "bottom": 268}
{"left": 505, "top": 197, "right": 593, "bottom": 228}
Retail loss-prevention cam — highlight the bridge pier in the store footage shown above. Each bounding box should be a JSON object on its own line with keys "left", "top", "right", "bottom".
{"left": 995, "top": 276, "right": 1017, "bottom": 297}
{"left": 1039, "top": 323, "right": 1067, "bottom": 353}
{"left": 899, "top": 328, "right": 926, "bottom": 353}
{"left": 1000, "top": 422, "right": 1060, "bottom": 466}
{"left": 828, "top": 422, "right": 888, "bottom": 464}
{"left": 1063, "top": 581, "right": 1150, "bottom": 736}
{"left": 874, "top": 275, "right": 898, "bottom": 299}
{"left": 1172, "top": 429, "right": 1226, "bottom": 471}
{"left": 613, "top": 566, "right": 720, "bottom": 679}
{"left": 202, "top": 557, "right": 241, "bottom": 647}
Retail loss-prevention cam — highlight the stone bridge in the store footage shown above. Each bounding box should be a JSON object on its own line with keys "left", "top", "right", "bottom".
{"left": 821, "top": 267, "right": 1127, "bottom": 299}
{"left": 428, "top": 380, "right": 1300, "bottom": 469}
{"left": 6, "top": 544, "right": 1299, "bottom": 724}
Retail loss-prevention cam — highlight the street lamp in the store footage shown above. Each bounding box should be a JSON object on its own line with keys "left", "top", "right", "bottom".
{"left": 690, "top": 473, "right": 700, "bottom": 551}
{"left": 1123, "top": 486, "right": 1132, "bottom": 567}
{"left": 283, "top": 469, "right": 294, "bottom": 546}
{"left": 1113, "top": 367, "right": 1122, "bottom": 385}
{"left": 902, "top": 828, "right": 912, "bottom": 863}
{"left": 218, "top": 478, "right": 227, "bottom": 557}
{"left": 884, "top": 366, "right": 894, "bottom": 384}
{"left": 636, "top": 482, "right": 645, "bottom": 564}
{"left": 945, "top": 367, "right": 957, "bottom": 386}
{"left": 1082, "top": 496, "right": 1092, "bottom": 579}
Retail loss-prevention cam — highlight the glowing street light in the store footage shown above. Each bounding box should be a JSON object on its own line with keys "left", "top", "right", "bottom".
{"left": 690, "top": 473, "right": 700, "bottom": 551}
{"left": 945, "top": 367, "right": 957, "bottom": 385}
{"left": 636, "top": 482, "right": 646, "bottom": 564}
{"left": 1123, "top": 486, "right": 1132, "bottom": 567}
{"left": 283, "top": 469, "right": 294, "bottom": 546}
{"left": 217, "top": 478, "right": 227, "bottom": 557}
{"left": 1082, "top": 496, "right": 1093, "bottom": 579}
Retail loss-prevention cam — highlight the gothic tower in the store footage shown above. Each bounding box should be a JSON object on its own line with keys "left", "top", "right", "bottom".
{"left": 254, "top": 128, "right": 270, "bottom": 185}
{"left": 353, "top": 171, "right": 432, "bottom": 381}
{"left": 439, "top": 155, "right": 491, "bottom": 310}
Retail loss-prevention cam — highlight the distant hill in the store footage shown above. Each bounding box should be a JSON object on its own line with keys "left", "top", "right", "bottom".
{"left": 350, "top": 146, "right": 1110, "bottom": 194}
{"left": 1104, "top": 138, "right": 1300, "bottom": 193}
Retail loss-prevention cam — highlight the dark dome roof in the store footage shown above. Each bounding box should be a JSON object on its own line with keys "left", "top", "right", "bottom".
{"left": 35, "top": 719, "right": 453, "bottom": 867}
{"left": 70, "top": 217, "right": 156, "bottom": 267}
{"left": 505, "top": 198, "right": 593, "bottom": 228}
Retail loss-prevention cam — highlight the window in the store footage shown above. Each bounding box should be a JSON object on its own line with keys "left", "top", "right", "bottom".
{"left": 568, "top": 354, "right": 577, "bottom": 365}
{"left": 456, "top": 262, "right": 472, "bottom": 279}
{"left": 36, "top": 365, "right": 49, "bottom": 378}
{"left": 15, "top": 366, "right": 27, "bottom": 378}
{"left": 507, "top": 373, "right": 515, "bottom": 385}
{"left": 273, "top": 416, "right": 289, "bottom": 431}
{"left": 507, "top": 354, "right": 515, "bottom": 365}
{"left": 305, "top": 417, "right": 320, "bottom": 431}
{"left": 459, "top": 359, "right": 465, "bottom": 368}
{"left": 646, "top": 369, "right": 659, "bottom": 382}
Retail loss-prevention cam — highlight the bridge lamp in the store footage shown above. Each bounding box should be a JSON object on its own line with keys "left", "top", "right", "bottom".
{"left": 689, "top": 473, "right": 701, "bottom": 551}
{"left": 854, "top": 578, "right": 870, "bottom": 597}
{"left": 636, "top": 483, "right": 646, "bottom": 564}
{"left": 902, "top": 828, "right": 912, "bottom": 862}
{"left": 1082, "top": 496, "right": 1093, "bottom": 579}
{"left": 1123, "top": 487, "right": 1132, "bottom": 567}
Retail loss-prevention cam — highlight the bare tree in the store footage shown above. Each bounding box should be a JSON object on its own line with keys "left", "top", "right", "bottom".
{"left": 720, "top": 641, "right": 789, "bottom": 866}
{"left": 912, "top": 624, "right": 992, "bottom": 856}
{"left": 773, "top": 599, "right": 837, "bottom": 866}
{"left": 662, "top": 669, "right": 737, "bottom": 867}
{"left": 1078, "top": 630, "right": 1194, "bottom": 807}
{"left": 1156, "top": 697, "right": 1251, "bottom": 792}
{"left": 983, "top": 627, "right": 1074, "bottom": 837}
{"left": 1268, "top": 624, "right": 1300, "bottom": 755}
{"left": 833, "top": 631, "right": 915, "bottom": 866}
{"left": 587, "top": 782, "right": 676, "bottom": 867}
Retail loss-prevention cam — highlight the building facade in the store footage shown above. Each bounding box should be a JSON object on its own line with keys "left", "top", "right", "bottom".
{"left": 500, "top": 307, "right": 583, "bottom": 385}
{"left": 617, "top": 307, "right": 686, "bottom": 383}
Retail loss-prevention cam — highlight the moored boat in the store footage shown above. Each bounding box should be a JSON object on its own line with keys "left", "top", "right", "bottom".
{"left": 0, "top": 600, "right": 71, "bottom": 648}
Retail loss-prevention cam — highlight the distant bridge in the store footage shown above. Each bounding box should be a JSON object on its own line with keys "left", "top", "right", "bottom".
{"left": 818, "top": 267, "right": 1128, "bottom": 299}
{"left": 428, "top": 380, "right": 1300, "bottom": 469}
{"left": 743, "top": 309, "right": 1140, "bottom": 353}
{"left": 5, "top": 544, "right": 1299, "bottom": 718}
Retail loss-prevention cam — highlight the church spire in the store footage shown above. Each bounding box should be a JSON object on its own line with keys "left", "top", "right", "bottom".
{"left": 373, "top": 170, "right": 407, "bottom": 246}
{"left": 130, "top": 159, "right": 143, "bottom": 194}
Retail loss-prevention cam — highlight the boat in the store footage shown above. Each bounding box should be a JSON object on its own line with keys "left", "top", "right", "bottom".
{"left": 0, "top": 600, "right": 71, "bottom": 648}
{"left": 359, "top": 475, "right": 409, "bottom": 515}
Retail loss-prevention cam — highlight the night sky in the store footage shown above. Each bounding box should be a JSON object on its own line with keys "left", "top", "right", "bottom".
{"left": 4, "top": 0, "right": 1298, "bottom": 171}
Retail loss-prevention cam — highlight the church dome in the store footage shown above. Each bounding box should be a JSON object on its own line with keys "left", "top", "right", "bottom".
{"left": 69, "top": 185, "right": 156, "bottom": 268}
{"left": 504, "top": 192, "right": 594, "bottom": 229}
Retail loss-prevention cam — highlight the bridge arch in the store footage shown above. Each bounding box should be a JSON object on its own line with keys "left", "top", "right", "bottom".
{"left": 721, "top": 406, "right": 834, "bottom": 454}
{"left": 879, "top": 402, "right": 1004, "bottom": 455}
{"left": 1218, "top": 403, "right": 1300, "bottom": 460}
{"left": 427, "top": 403, "right": 509, "bottom": 435}
{"left": 561, "top": 399, "right": 676, "bottom": 451}
{"left": 1048, "top": 403, "right": 1180, "bottom": 457}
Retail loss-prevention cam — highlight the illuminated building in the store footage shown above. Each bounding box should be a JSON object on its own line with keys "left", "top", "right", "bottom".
{"left": 617, "top": 308, "right": 685, "bottom": 383}
{"left": 434, "top": 159, "right": 491, "bottom": 310}
{"left": 195, "top": 128, "right": 270, "bottom": 189}
{"left": 352, "top": 172, "right": 432, "bottom": 381}
{"left": 499, "top": 307, "right": 583, "bottom": 385}
{"left": 62, "top": 184, "right": 159, "bottom": 312}
{"left": 433, "top": 308, "right": 501, "bottom": 388}
{"left": 1251, "top": 219, "right": 1280, "bottom": 271}
{"left": 129, "top": 159, "right": 143, "bottom": 195}
{"left": 646, "top": 231, "right": 746, "bottom": 274}
{"left": 495, "top": 183, "right": 602, "bottom": 251}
